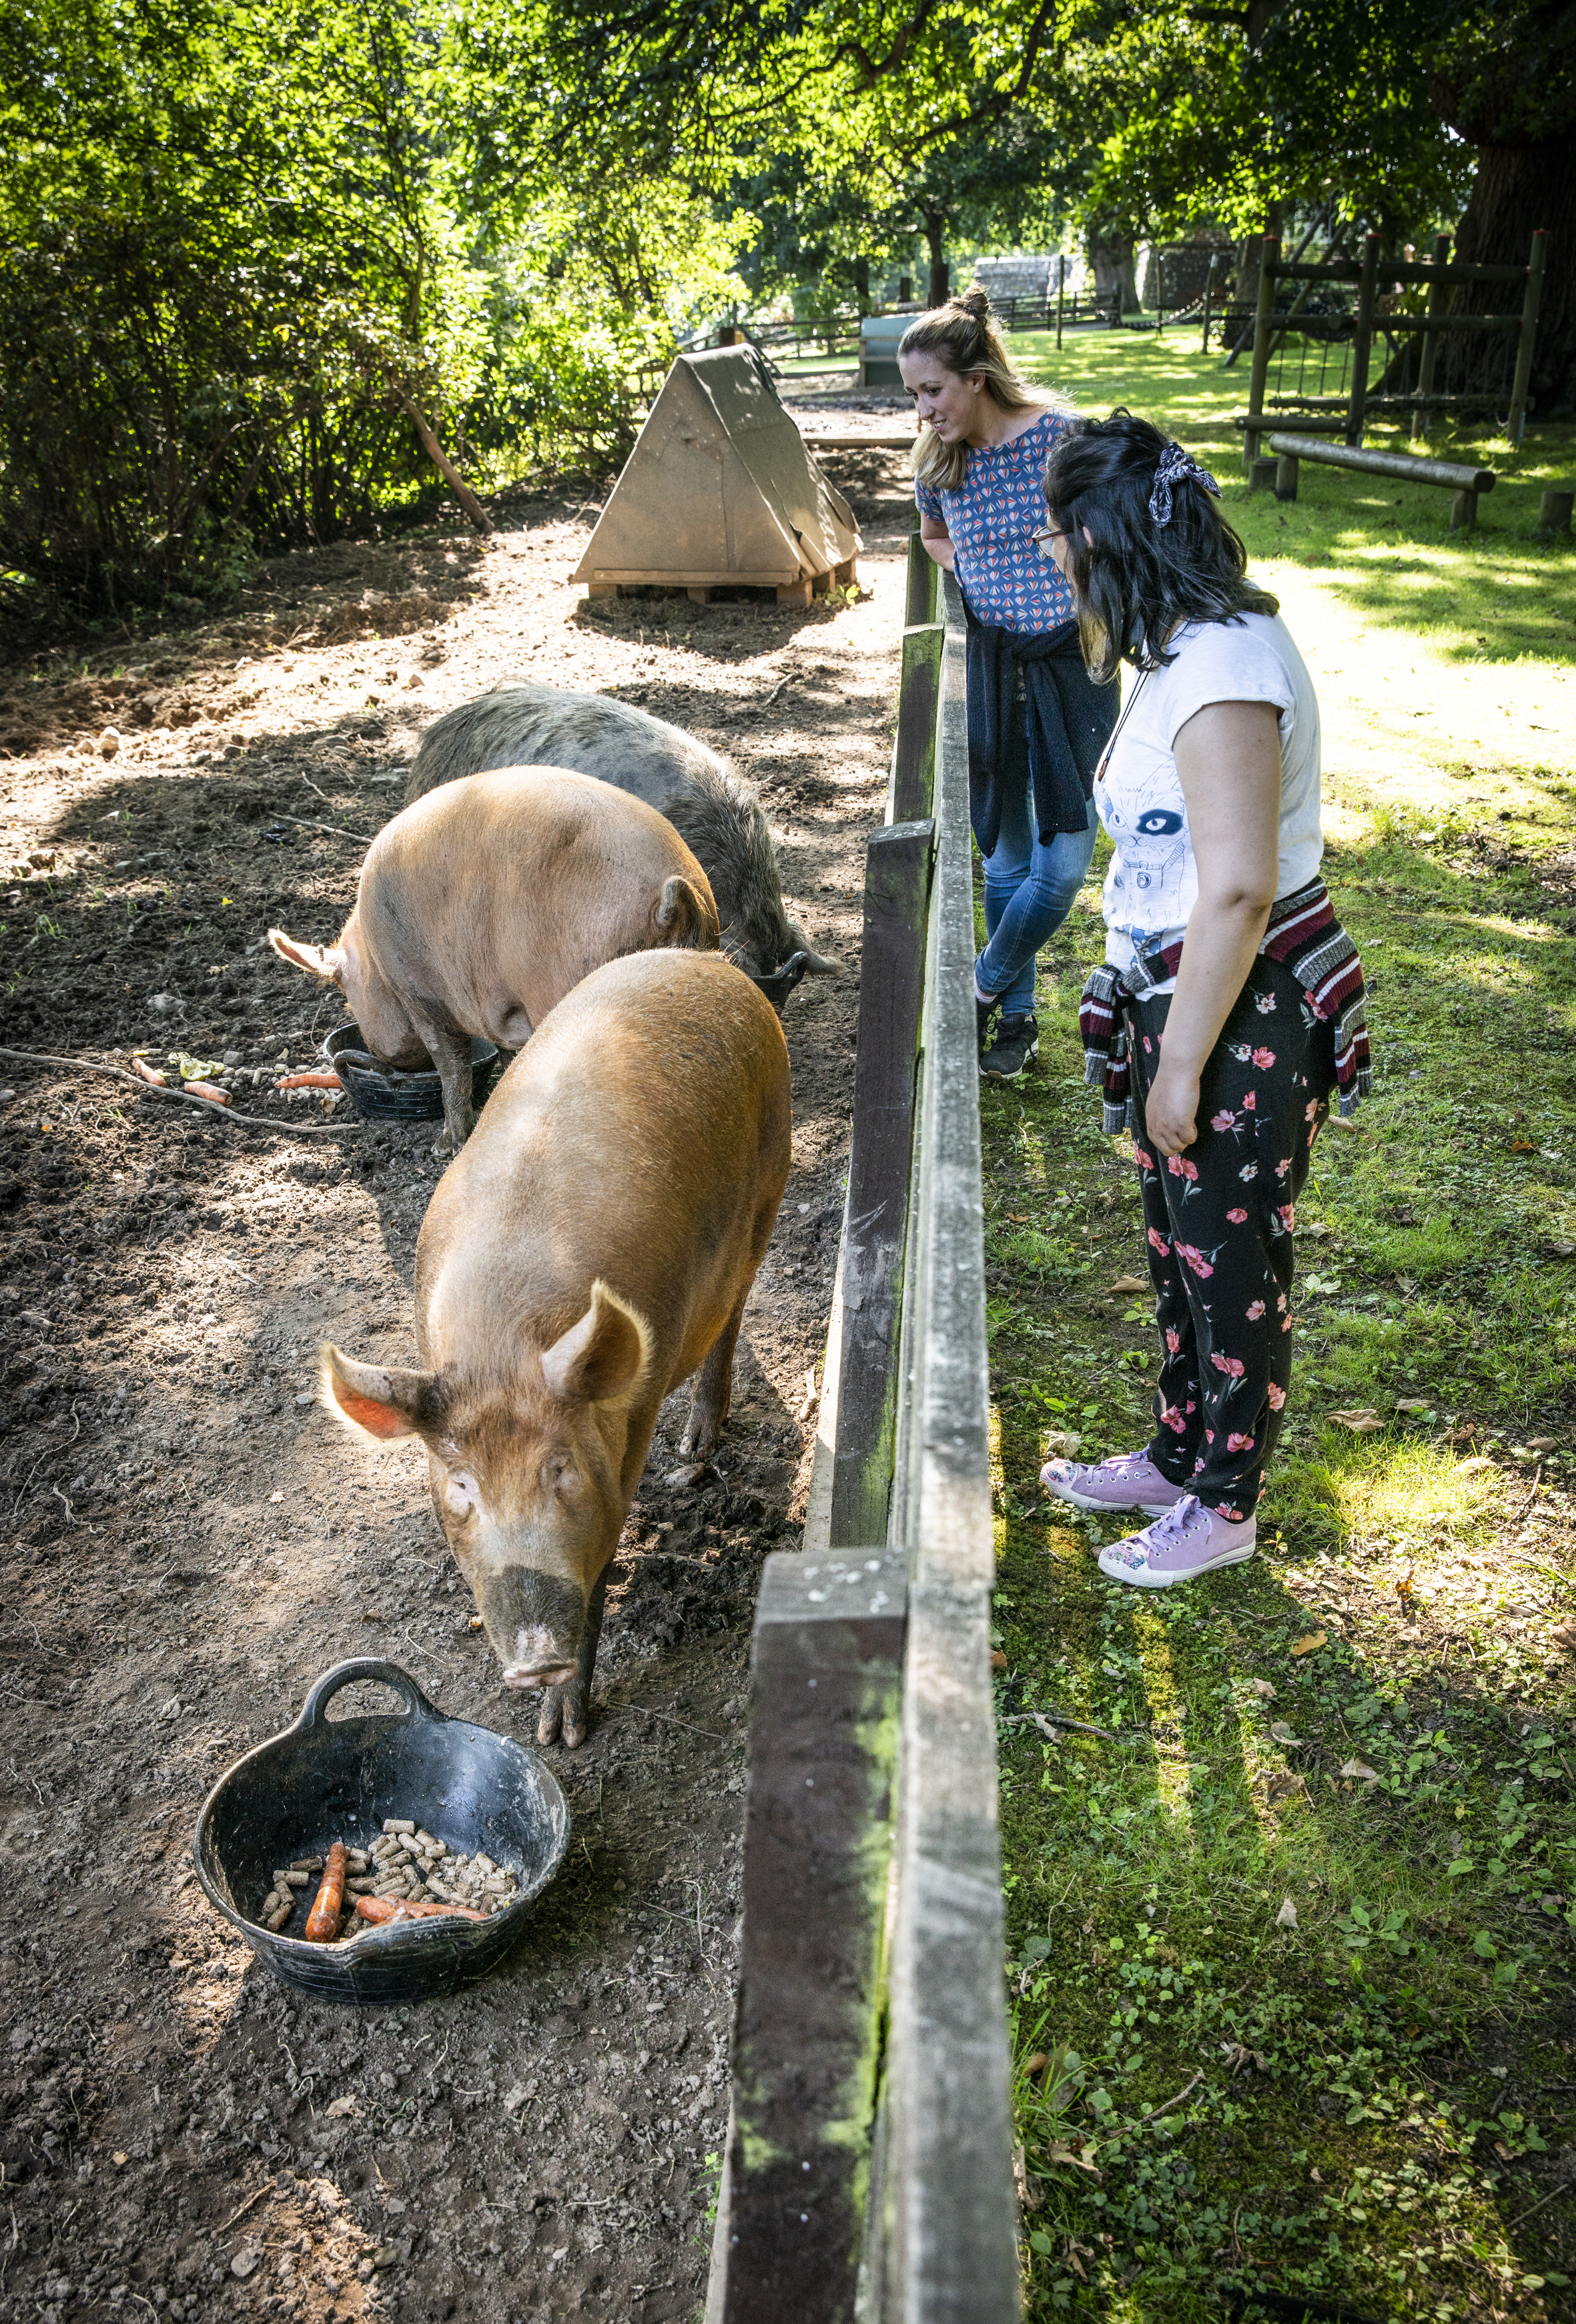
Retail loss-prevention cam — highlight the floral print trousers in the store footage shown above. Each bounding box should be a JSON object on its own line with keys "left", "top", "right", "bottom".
{"left": 1128, "top": 956, "right": 1336, "bottom": 1521}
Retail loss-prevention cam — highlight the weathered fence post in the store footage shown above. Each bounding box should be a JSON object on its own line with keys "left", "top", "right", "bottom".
{"left": 715, "top": 1545, "right": 909, "bottom": 2324}
{"left": 905, "top": 532, "right": 939, "bottom": 627}
{"left": 892, "top": 626, "right": 944, "bottom": 823}
{"left": 1346, "top": 232, "right": 1383, "bottom": 446}
{"left": 1242, "top": 234, "right": 1280, "bottom": 474}
{"left": 1507, "top": 229, "right": 1549, "bottom": 447}
{"left": 1412, "top": 231, "right": 1451, "bottom": 442}
{"left": 829, "top": 822, "right": 936, "bottom": 1551}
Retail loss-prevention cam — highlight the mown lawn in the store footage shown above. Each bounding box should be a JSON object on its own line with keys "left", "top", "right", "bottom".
{"left": 977, "top": 336, "right": 1576, "bottom": 2321}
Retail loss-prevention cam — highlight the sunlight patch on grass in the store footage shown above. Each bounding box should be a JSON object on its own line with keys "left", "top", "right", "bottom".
{"left": 1324, "top": 1436, "right": 1499, "bottom": 1551}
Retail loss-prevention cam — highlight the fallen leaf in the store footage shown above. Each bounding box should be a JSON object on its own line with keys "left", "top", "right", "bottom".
{"left": 1023, "top": 2053, "right": 1050, "bottom": 2076}
{"left": 1250, "top": 1678, "right": 1277, "bottom": 1700}
{"left": 1395, "top": 1398, "right": 1432, "bottom": 1413}
{"left": 1269, "top": 1721, "right": 1302, "bottom": 1746}
{"left": 1222, "top": 2040, "right": 1270, "bottom": 2072}
{"left": 1326, "top": 1114, "right": 1370, "bottom": 1136}
{"left": 1105, "top": 1275, "right": 1147, "bottom": 1296}
{"left": 1546, "top": 1239, "right": 1576, "bottom": 1259}
{"left": 990, "top": 1649, "right": 1008, "bottom": 1670}
{"left": 1551, "top": 1619, "right": 1576, "bottom": 1653}
{"left": 324, "top": 2095, "right": 359, "bottom": 2120}
{"left": 1395, "top": 1567, "right": 1415, "bottom": 1601}
{"left": 1275, "top": 1897, "right": 1298, "bottom": 1928}
{"left": 1459, "top": 1455, "right": 1494, "bottom": 1473}
{"left": 1510, "top": 1137, "right": 1537, "bottom": 1153}
{"left": 1527, "top": 1436, "right": 1559, "bottom": 1453}
{"left": 1042, "top": 1429, "right": 1083, "bottom": 1457}
{"left": 1298, "top": 1221, "right": 1334, "bottom": 1239}
{"left": 1339, "top": 1758, "right": 1379, "bottom": 1782}
{"left": 111, "top": 2152, "right": 129, "bottom": 2167}
{"left": 1289, "top": 1631, "right": 1327, "bottom": 1657}
{"left": 1329, "top": 1407, "right": 1383, "bottom": 1433}
{"left": 1043, "top": 2143, "right": 1103, "bottom": 2177}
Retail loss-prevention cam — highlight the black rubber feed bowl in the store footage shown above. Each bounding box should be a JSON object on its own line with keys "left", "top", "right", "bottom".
{"left": 193, "top": 1659, "right": 569, "bottom": 2005}
{"left": 324, "top": 1021, "right": 500, "bottom": 1123}
{"left": 744, "top": 949, "right": 809, "bottom": 1012}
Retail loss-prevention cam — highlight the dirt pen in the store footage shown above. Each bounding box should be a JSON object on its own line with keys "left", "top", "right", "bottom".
{"left": 0, "top": 446, "right": 941, "bottom": 2322}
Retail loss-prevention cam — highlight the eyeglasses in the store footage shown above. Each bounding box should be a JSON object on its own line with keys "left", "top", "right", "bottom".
{"left": 1032, "top": 522, "right": 1072, "bottom": 559}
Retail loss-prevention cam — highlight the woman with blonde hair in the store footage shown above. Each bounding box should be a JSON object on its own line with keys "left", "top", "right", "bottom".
{"left": 899, "top": 290, "right": 1116, "bottom": 1079}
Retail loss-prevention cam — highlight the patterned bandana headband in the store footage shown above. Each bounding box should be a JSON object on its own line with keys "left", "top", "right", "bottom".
{"left": 1149, "top": 442, "right": 1222, "bottom": 526}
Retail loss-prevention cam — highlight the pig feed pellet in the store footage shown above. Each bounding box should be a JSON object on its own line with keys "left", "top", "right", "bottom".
{"left": 250, "top": 1824, "right": 519, "bottom": 1941}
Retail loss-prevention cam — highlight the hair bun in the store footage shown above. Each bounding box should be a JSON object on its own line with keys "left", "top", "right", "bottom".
{"left": 958, "top": 288, "right": 991, "bottom": 322}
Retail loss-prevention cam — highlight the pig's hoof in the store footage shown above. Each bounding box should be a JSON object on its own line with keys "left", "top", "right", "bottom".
{"left": 681, "top": 1417, "right": 721, "bottom": 1459}
{"left": 537, "top": 1683, "right": 588, "bottom": 1749}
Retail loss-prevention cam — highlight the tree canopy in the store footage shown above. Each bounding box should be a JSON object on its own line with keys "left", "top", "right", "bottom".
{"left": 1, "top": 0, "right": 1565, "bottom": 616}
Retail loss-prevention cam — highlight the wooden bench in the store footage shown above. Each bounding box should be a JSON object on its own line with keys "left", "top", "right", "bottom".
{"left": 1261, "top": 431, "right": 1498, "bottom": 528}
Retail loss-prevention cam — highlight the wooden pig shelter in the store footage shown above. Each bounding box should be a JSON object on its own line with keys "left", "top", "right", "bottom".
{"left": 572, "top": 346, "right": 861, "bottom": 605}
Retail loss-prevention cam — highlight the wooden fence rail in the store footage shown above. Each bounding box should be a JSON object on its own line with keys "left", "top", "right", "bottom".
{"left": 707, "top": 550, "right": 1019, "bottom": 2321}
{"left": 1240, "top": 228, "right": 1549, "bottom": 469}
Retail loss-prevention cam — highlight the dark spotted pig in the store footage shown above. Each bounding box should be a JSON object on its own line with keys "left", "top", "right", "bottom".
{"left": 404, "top": 682, "right": 839, "bottom": 985}
{"left": 269, "top": 765, "right": 717, "bottom": 1148}
{"left": 320, "top": 949, "right": 791, "bottom": 1747}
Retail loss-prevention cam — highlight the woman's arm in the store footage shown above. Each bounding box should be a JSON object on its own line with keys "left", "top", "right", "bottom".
{"left": 919, "top": 512, "right": 955, "bottom": 572}
{"left": 1142, "top": 699, "right": 1282, "bottom": 1157}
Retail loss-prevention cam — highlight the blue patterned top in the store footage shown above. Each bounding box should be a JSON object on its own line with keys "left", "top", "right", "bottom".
{"left": 913, "top": 409, "right": 1075, "bottom": 634}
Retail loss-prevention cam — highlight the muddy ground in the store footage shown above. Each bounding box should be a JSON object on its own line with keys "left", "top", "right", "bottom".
{"left": 0, "top": 400, "right": 917, "bottom": 2324}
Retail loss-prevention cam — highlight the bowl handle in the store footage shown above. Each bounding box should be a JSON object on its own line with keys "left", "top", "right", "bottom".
{"left": 289, "top": 1658, "right": 446, "bottom": 1733}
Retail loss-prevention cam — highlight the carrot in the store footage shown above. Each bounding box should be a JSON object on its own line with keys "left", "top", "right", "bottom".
{"left": 276, "top": 1071, "right": 341, "bottom": 1090}
{"left": 183, "top": 1080, "right": 232, "bottom": 1106}
{"left": 304, "top": 1841, "right": 347, "bottom": 1942}
{"left": 131, "top": 1058, "right": 167, "bottom": 1087}
{"left": 354, "top": 1894, "right": 489, "bottom": 1926}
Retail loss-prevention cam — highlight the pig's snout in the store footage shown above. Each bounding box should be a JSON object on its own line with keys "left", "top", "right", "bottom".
{"left": 478, "top": 1567, "right": 586, "bottom": 1689}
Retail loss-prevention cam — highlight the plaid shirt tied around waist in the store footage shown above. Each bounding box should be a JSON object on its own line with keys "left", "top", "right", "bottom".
{"left": 1078, "top": 877, "right": 1372, "bottom": 1135}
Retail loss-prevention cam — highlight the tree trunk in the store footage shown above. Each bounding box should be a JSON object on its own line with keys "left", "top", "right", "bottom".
{"left": 923, "top": 210, "right": 949, "bottom": 309}
{"left": 853, "top": 254, "right": 871, "bottom": 311}
{"left": 1450, "top": 140, "right": 1576, "bottom": 418}
{"left": 396, "top": 392, "right": 495, "bottom": 536}
{"left": 1087, "top": 223, "right": 1140, "bottom": 312}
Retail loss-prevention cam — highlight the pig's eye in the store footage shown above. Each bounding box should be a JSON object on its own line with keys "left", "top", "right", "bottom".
{"left": 544, "top": 1454, "right": 582, "bottom": 1502}
{"left": 442, "top": 1473, "right": 478, "bottom": 1521}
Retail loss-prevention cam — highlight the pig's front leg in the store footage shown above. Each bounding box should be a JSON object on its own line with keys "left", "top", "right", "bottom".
{"left": 536, "top": 1569, "right": 608, "bottom": 1751}
{"left": 416, "top": 1020, "right": 478, "bottom": 1148}
{"left": 681, "top": 1290, "right": 746, "bottom": 1457}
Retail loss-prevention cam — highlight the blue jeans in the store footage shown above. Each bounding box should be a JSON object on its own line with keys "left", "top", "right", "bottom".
{"left": 977, "top": 789, "right": 1098, "bottom": 1019}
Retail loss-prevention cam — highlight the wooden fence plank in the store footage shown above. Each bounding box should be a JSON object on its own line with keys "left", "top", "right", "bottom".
{"left": 829, "top": 821, "right": 936, "bottom": 1551}
{"left": 717, "top": 1545, "right": 909, "bottom": 2324}
{"left": 891, "top": 625, "right": 944, "bottom": 824}
{"left": 874, "top": 576, "right": 1020, "bottom": 2322}
{"left": 905, "top": 532, "right": 938, "bottom": 626}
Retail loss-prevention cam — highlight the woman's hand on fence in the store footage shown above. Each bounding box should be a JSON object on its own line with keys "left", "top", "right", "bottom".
{"left": 1143, "top": 1060, "right": 1201, "bottom": 1158}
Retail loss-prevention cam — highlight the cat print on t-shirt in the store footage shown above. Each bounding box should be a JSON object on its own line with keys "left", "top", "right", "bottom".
{"left": 1100, "top": 773, "right": 1190, "bottom": 964}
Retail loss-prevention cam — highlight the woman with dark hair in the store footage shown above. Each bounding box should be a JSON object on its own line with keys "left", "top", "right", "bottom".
{"left": 1038, "top": 410, "right": 1369, "bottom": 1587}
{"left": 899, "top": 292, "right": 1117, "bottom": 1080}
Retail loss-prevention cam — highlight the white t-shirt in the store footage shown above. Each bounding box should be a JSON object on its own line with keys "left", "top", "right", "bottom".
{"left": 1096, "top": 610, "right": 1322, "bottom": 992}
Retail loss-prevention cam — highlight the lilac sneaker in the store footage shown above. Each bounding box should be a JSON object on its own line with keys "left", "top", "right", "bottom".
{"left": 1098, "top": 1495, "right": 1256, "bottom": 1589}
{"left": 1040, "top": 1449, "right": 1187, "bottom": 1518}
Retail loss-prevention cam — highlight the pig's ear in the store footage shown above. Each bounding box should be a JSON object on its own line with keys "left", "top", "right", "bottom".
{"left": 321, "top": 1345, "right": 444, "bottom": 1440}
{"left": 270, "top": 928, "right": 346, "bottom": 982}
{"left": 540, "top": 1281, "right": 651, "bottom": 1407}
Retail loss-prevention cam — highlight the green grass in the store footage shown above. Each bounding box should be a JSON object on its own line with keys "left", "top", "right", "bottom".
{"left": 978, "top": 339, "right": 1576, "bottom": 2320}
